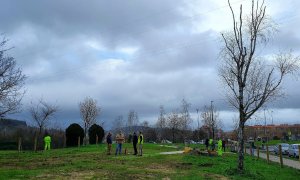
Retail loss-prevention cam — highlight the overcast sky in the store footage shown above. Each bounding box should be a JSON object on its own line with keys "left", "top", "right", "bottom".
{"left": 1, "top": 0, "right": 300, "bottom": 131}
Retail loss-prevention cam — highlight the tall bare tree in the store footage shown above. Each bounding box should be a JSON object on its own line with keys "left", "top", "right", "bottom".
{"left": 156, "top": 105, "right": 166, "bottom": 141}
{"left": 180, "top": 99, "right": 192, "bottom": 131}
{"left": 220, "top": 0, "right": 299, "bottom": 171}
{"left": 201, "top": 103, "right": 221, "bottom": 139}
{"left": 113, "top": 115, "right": 124, "bottom": 131}
{"left": 0, "top": 37, "right": 26, "bottom": 117}
{"left": 167, "top": 111, "right": 181, "bottom": 143}
{"left": 127, "top": 110, "right": 139, "bottom": 133}
{"left": 179, "top": 99, "right": 192, "bottom": 142}
{"left": 29, "top": 99, "right": 58, "bottom": 145}
{"left": 79, "top": 97, "right": 100, "bottom": 145}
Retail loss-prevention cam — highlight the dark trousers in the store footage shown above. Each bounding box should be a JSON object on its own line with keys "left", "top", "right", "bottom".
{"left": 133, "top": 143, "right": 137, "bottom": 155}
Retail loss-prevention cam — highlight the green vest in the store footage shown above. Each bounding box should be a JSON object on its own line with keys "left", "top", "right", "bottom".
{"left": 139, "top": 134, "right": 144, "bottom": 144}
{"left": 218, "top": 140, "right": 222, "bottom": 148}
{"left": 44, "top": 136, "right": 51, "bottom": 143}
{"left": 209, "top": 139, "right": 213, "bottom": 145}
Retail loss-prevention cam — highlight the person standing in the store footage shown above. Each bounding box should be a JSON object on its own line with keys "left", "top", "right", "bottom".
{"left": 209, "top": 138, "right": 213, "bottom": 150}
{"left": 222, "top": 139, "right": 226, "bottom": 152}
{"left": 44, "top": 132, "right": 51, "bottom": 150}
{"left": 115, "top": 131, "right": 125, "bottom": 155}
{"left": 205, "top": 138, "right": 209, "bottom": 150}
{"left": 132, "top": 132, "right": 138, "bottom": 155}
{"left": 217, "top": 139, "right": 223, "bottom": 156}
{"left": 106, "top": 132, "right": 112, "bottom": 155}
{"left": 138, "top": 131, "right": 143, "bottom": 156}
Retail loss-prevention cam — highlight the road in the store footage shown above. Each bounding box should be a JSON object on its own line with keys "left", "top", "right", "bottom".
{"left": 246, "top": 148, "right": 300, "bottom": 170}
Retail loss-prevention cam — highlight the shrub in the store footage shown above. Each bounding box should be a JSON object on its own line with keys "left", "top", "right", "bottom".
{"left": 88, "top": 124, "right": 104, "bottom": 144}
{"left": 65, "top": 123, "right": 84, "bottom": 147}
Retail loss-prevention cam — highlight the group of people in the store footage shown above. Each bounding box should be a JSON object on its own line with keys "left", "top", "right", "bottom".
{"left": 205, "top": 138, "right": 226, "bottom": 156}
{"left": 106, "top": 131, "right": 144, "bottom": 156}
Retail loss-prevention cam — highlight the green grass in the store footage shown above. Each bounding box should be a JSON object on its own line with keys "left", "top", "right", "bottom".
{"left": 0, "top": 143, "right": 299, "bottom": 179}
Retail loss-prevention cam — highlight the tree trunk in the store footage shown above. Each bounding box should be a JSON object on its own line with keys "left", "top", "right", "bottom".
{"left": 237, "top": 119, "right": 245, "bottom": 171}
{"left": 172, "top": 128, "right": 175, "bottom": 143}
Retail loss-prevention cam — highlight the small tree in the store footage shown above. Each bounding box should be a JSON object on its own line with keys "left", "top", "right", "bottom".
{"left": 220, "top": 0, "right": 299, "bottom": 171}
{"left": 29, "top": 99, "right": 58, "bottom": 148}
{"left": 79, "top": 97, "right": 100, "bottom": 145}
{"left": 88, "top": 124, "right": 104, "bottom": 144}
{"left": 0, "top": 36, "right": 26, "bottom": 117}
{"left": 201, "top": 103, "right": 221, "bottom": 139}
{"left": 65, "top": 123, "right": 84, "bottom": 147}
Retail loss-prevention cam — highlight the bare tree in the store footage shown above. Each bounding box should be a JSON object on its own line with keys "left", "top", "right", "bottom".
{"left": 167, "top": 111, "right": 181, "bottom": 143}
{"left": 180, "top": 99, "right": 192, "bottom": 131}
{"left": 127, "top": 110, "right": 139, "bottom": 133}
{"left": 201, "top": 103, "right": 221, "bottom": 140}
{"left": 113, "top": 115, "right": 124, "bottom": 131}
{"left": 79, "top": 97, "right": 100, "bottom": 145}
{"left": 220, "top": 0, "right": 299, "bottom": 171}
{"left": 29, "top": 99, "right": 58, "bottom": 146}
{"left": 142, "top": 120, "right": 149, "bottom": 128}
{"left": 156, "top": 105, "right": 166, "bottom": 141}
{"left": 0, "top": 37, "right": 26, "bottom": 117}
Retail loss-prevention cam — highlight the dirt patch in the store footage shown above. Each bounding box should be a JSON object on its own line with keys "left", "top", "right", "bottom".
{"left": 203, "top": 173, "right": 229, "bottom": 180}
{"left": 173, "top": 162, "right": 193, "bottom": 169}
{"left": 35, "top": 170, "right": 107, "bottom": 179}
{"left": 145, "top": 163, "right": 175, "bottom": 174}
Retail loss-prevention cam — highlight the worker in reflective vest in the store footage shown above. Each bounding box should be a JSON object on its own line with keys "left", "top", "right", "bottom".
{"left": 44, "top": 134, "right": 51, "bottom": 150}
{"left": 218, "top": 139, "right": 223, "bottom": 156}
{"left": 138, "top": 131, "right": 144, "bottom": 156}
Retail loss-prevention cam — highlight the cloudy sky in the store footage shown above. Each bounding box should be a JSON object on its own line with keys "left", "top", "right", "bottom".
{"left": 1, "top": 0, "right": 300, "bottom": 130}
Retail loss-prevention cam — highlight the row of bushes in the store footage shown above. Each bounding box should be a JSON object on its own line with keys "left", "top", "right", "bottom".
{"left": 66, "top": 123, "right": 104, "bottom": 147}
{"left": 0, "top": 123, "right": 105, "bottom": 150}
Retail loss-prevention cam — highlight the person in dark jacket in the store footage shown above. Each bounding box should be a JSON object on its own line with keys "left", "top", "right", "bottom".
{"left": 205, "top": 138, "right": 209, "bottom": 150}
{"left": 106, "top": 132, "right": 112, "bottom": 155}
{"left": 222, "top": 139, "right": 226, "bottom": 152}
{"left": 132, "top": 132, "right": 138, "bottom": 155}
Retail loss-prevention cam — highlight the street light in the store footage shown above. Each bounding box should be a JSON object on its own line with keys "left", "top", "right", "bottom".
{"left": 196, "top": 108, "right": 200, "bottom": 141}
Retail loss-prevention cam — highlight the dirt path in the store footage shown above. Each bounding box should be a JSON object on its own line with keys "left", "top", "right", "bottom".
{"left": 246, "top": 149, "right": 300, "bottom": 169}
{"left": 159, "top": 151, "right": 184, "bottom": 155}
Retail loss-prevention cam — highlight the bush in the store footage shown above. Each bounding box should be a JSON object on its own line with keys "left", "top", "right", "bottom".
{"left": 65, "top": 123, "right": 84, "bottom": 147}
{"left": 88, "top": 124, "right": 104, "bottom": 144}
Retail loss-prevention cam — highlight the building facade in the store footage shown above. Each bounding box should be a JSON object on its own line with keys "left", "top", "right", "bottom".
{"left": 244, "top": 124, "right": 300, "bottom": 140}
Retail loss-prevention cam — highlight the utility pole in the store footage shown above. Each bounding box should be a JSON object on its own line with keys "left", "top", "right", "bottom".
{"left": 211, "top": 101, "right": 214, "bottom": 139}
{"left": 196, "top": 108, "right": 200, "bottom": 141}
{"left": 264, "top": 109, "right": 267, "bottom": 142}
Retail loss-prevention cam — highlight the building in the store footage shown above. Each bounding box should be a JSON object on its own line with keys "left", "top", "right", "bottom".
{"left": 244, "top": 124, "right": 300, "bottom": 140}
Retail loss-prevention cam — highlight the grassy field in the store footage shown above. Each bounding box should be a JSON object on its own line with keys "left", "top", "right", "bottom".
{"left": 0, "top": 143, "right": 299, "bottom": 179}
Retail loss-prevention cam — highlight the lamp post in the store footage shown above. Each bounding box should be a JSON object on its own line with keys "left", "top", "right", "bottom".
{"left": 211, "top": 101, "right": 214, "bottom": 139}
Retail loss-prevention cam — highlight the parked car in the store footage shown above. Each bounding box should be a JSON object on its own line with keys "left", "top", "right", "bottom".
{"left": 288, "top": 144, "right": 299, "bottom": 158}
{"left": 273, "top": 143, "right": 289, "bottom": 155}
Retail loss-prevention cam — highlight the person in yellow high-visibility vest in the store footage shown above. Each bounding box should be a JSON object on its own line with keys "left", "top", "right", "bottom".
{"left": 44, "top": 133, "right": 51, "bottom": 150}
{"left": 209, "top": 138, "right": 213, "bottom": 150}
{"left": 138, "top": 131, "right": 144, "bottom": 156}
{"left": 217, "top": 139, "right": 223, "bottom": 156}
